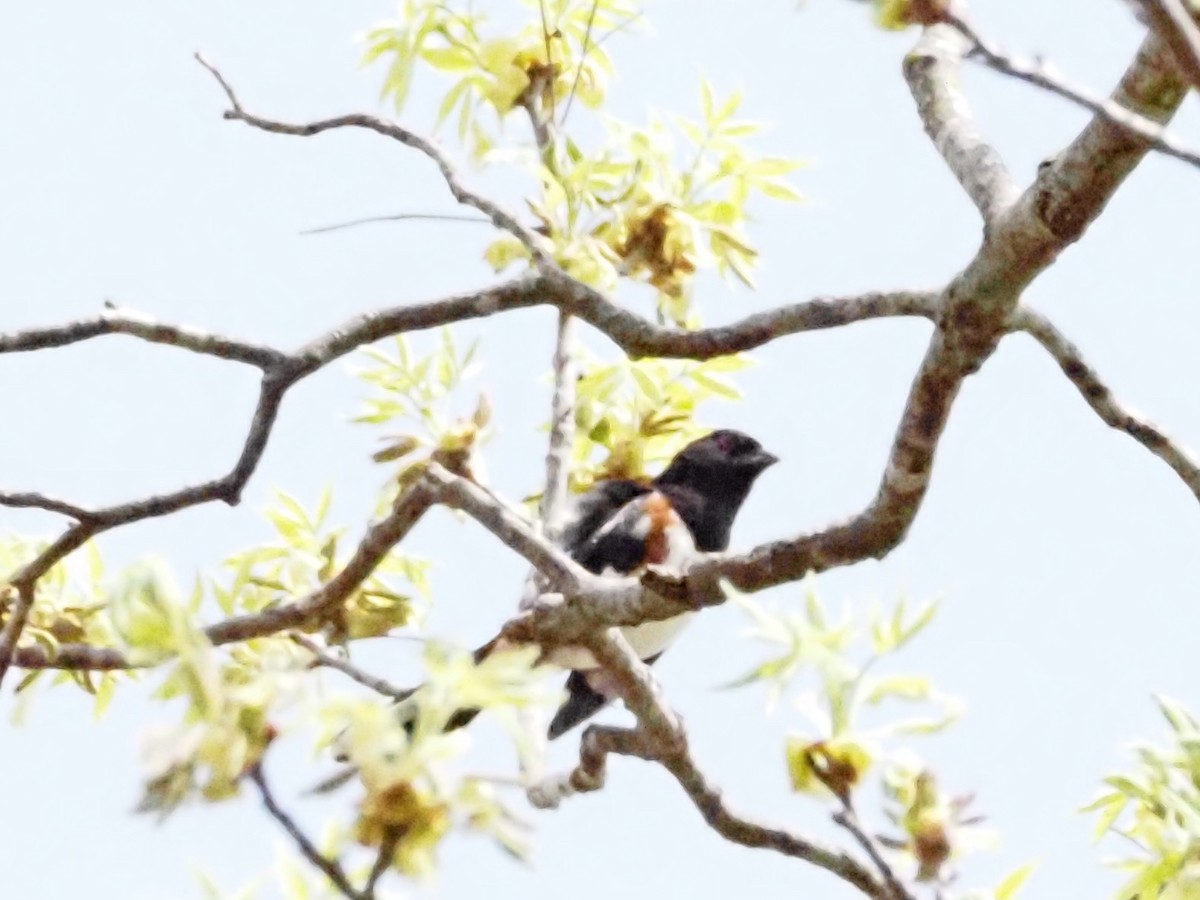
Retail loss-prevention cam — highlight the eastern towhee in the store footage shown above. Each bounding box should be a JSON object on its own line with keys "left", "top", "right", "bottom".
{"left": 408, "top": 428, "right": 778, "bottom": 739}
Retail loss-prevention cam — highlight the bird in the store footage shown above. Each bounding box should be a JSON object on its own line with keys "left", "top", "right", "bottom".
{"left": 408, "top": 428, "right": 778, "bottom": 739}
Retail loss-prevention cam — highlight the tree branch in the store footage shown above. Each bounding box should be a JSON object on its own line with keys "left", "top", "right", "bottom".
{"left": 290, "top": 633, "right": 411, "bottom": 701}
{"left": 904, "top": 23, "right": 1020, "bottom": 223}
{"left": 300, "top": 212, "right": 490, "bottom": 236}
{"left": 7, "top": 34, "right": 1192, "bottom": 703}
{"left": 195, "top": 54, "right": 552, "bottom": 268}
{"left": 945, "top": 12, "right": 1200, "bottom": 170}
{"left": 0, "top": 491, "right": 95, "bottom": 521}
{"left": 539, "top": 311, "right": 576, "bottom": 542}
{"left": 689, "top": 28, "right": 1191, "bottom": 596}
{"left": 1012, "top": 307, "right": 1200, "bottom": 502}
{"left": 1128, "top": 0, "right": 1200, "bottom": 92}
{"left": 549, "top": 277, "right": 940, "bottom": 359}
{"left": 247, "top": 762, "right": 365, "bottom": 900}
{"left": 530, "top": 631, "right": 898, "bottom": 899}
{"left": 0, "top": 302, "right": 287, "bottom": 369}
{"left": 423, "top": 464, "right": 588, "bottom": 590}
{"left": 12, "top": 474, "right": 438, "bottom": 671}
{"left": 362, "top": 827, "right": 401, "bottom": 899}
{"left": 833, "top": 807, "right": 910, "bottom": 900}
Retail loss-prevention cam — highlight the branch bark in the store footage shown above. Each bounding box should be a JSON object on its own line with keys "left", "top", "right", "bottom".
{"left": 904, "top": 24, "right": 1020, "bottom": 223}
{"left": 195, "top": 55, "right": 552, "bottom": 269}
{"left": 1013, "top": 307, "right": 1200, "bottom": 502}
{"left": 1129, "top": 0, "right": 1200, "bottom": 91}
{"left": 248, "top": 761, "right": 366, "bottom": 900}
{"left": 530, "top": 630, "right": 908, "bottom": 899}
{"left": 946, "top": 12, "right": 1200, "bottom": 170}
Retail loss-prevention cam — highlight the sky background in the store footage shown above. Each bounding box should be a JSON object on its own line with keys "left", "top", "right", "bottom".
{"left": 4, "top": 1, "right": 1200, "bottom": 898}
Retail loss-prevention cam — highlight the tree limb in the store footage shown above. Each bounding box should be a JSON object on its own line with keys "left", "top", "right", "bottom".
{"left": 833, "top": 807, "right": 910, "bottom": 900}
{"left": 1012, "top": 306, "right": 1200, "bottom": 502}
{"left": 0, "top": 491, "right": 95, "bottom": 521}
{"left": 539, "top": 311, "right": 576, "bottom": 542}
{"left": 290, "top": 633, "right": 412, "bottom": 702}
{"left": 12, "top": 474, "right": 438, "bottom": 671}
{"left": 0, "top": 302, "right": 287, "bottom": 369}
{"left": 247, "top": 761, "right": 365, "bottom": 900}
{"left": 1128, "top": 0, "right": 1200, "bottom": 91}
{"left": 904, "top": 24, "right": 1020, "bottom": 223}
{"left": 534, "top": 630, "right": 904, "bottom": 899}
{"left": 195, "top": 54, "right": 552, "bottom": 268}
{"left": 6, "top": 34, "right": 1192, "bottom": 699}
{"left": 946, "top": 12, "right": 1200, "bottom": 170}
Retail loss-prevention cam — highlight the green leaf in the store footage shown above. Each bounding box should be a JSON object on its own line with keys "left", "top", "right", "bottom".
{"left": 631, "top": 366, "right": 663, "bottom": 404}
{"left": 422, "top": 45, "right": 475, "bottom": 73}
{"left": 690, "top": 370, "right": 741, "bottom": 399}
{"left": 758, "top": 179, "right": 803, "bottom": 202}
{"left": 994, "top": 863, "right": 1035, "bottom": 900}
{"left": 1158, "top": 694, "right": 1199, "bottom": 736}
{"left": 700, "top": 78, "right": 716, "bottom": 125}
{"left": 864, "top": 675, "right": 932, "bottom": 705}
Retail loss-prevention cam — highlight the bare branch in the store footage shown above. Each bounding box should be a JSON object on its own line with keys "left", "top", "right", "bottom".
{"left": 904, "top": 24, "right": 1020, "bottom": 223}
{"left": 196, "top": 56, "right": 552, "bottom": 267}
{"left": 13, "top": 474, "right": 438, "bottom": 672}
{"left": 289, "top": 278, "right": 544, "bottom": 370}
{"left": 0, "top": 526, "right": 93, "bottom": 684}
{"left": 542, "top": 631, "right": 897, "bottom": 899}
{"left": 1128, "top": 0, "right": 1200, "bottom": 91}
{"left": 539, "top": 312, "right": 576, "bottom": 542}
{"left": 833, "top": 807, "right": 911, "bottom": 900}
{"left": 1012, "top": 307, "right": 1200, "bottom": 502}
{"left": 7, "top": 33, "right": 1192, "bottom": 701}
{"left": 363, "top": 827, "right": 402, "bottom": 899}
{"left": 694, "top": 29, "right": 1191, "bottom": 596}
{"left": 0, "top": 303, "right": 287, "bottom": 369}
{"left": 423, "top": 464, "right": 588, "bottom": 590}
{"left": 946, "top": 13, "right": 1200, "bottom": 170}
{"left": 205, "top": 476, "right": 437, "bottom": 645}
{"left": 527, "top": 724, "right": 657, "bottom": 807}
{"left": 547, "top": 277, "right": 941, "bottom": 359}
{"left": 300, "top": 212, "right": 490, "bottom": 236}
{"left": 0, "top": 491, "right": 95, "bottom": 521}
{"left": 561, "top": 0, "right": 600, "bottom": 125}
{"left": 290, "top": 634, "right": 412, "bottom": 701}
{"left": 247, "top": 762, "right": 365, "bottom": 900}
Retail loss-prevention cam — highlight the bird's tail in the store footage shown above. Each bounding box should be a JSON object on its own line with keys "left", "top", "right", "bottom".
{"left": 398, "top": 635, "right": 501, "bottom": 736}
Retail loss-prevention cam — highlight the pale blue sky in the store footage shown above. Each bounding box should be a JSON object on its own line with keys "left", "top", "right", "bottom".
{"left": 4, "top": 2, "right": 1200, "bottom": 898}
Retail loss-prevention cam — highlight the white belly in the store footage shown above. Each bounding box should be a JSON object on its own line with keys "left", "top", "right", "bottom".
{"left": 548, "top": 611, "right": 696, "bottom": 671}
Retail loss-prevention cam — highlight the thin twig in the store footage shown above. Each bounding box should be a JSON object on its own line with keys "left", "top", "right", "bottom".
{"left": 947, "top": 13, "right": 1200, "bottom": 170}
{"left": 539, "top": 312, "right": 576, "bottom": 542}
{"left": 537, "top": 0, "right": 557, "bottom": 125}
{"left": 363, "top": 827, "right": 401, "bottom": 899}
{"left": 1012, "top": 306, "right": 1200, "bottom": 503}
{"left": 0, "top": 491, "right": 95, "bottom": 521}
{"left": 248, "top": 762, "right": 364, "bottom": 900}
{"left": 300, "top": 212, "right": 490, "bottom": 236}
{"left": 290, "top": 633, "right": 412, "bottom": 701}
{"left": 0, "top": 303, "right": 287, "bottom": 369}
{"left": 833, "top": 807, "right": 912, "bottom": 900}
{"left": 530, "top": 631, "right": 895, "bottom": 899}
{"left": 561, "top": 0, "right": 600, "bottom": 125}
{"left": 195, "top": 54, "right": 553, "bottom": 267}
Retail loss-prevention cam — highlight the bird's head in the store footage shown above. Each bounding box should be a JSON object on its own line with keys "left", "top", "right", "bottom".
{"left": 660, "top": 429, "right": 778, "bottom": 484}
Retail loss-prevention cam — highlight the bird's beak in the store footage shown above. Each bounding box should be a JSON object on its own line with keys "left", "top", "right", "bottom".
{"left": 751, "top": 449, "right": 779, "bottom": 471}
